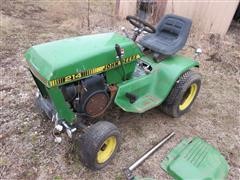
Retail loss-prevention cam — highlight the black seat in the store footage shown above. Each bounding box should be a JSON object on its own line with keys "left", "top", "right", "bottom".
{"left": 139, "top": 14, "right": 192, "bottom": 55}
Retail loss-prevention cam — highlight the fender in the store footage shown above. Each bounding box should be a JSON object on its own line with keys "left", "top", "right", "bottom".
{"left": 114, "top": 55, "right": 199, "bottom": 113}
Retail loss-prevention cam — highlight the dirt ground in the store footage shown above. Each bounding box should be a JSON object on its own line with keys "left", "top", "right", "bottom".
{"left": 0, "top": 1, "right": 240, "bottom": 180}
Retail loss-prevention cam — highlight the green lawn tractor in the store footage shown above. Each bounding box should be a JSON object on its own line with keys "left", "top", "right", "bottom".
{"left": 25, "top": 14, "right": 201, "bottom": 170}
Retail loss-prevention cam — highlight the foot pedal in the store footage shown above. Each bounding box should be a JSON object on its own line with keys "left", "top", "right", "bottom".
{"left": 125, "top": 92, "right": 137, "bottom": 104}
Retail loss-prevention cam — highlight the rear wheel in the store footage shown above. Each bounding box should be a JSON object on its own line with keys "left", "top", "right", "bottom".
{"left": 160, "top": 70, "right": 201, "bottom": 117}
{"left": 74, "top": 121, "right": 121, "bottom": 170}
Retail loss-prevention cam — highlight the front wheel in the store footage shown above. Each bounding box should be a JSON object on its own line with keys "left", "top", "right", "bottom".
{"left": 160, "top": 70, "right": 201, "bottom": 117}
{"left": 74, "top": 121, "right": 121, "bottom": 170}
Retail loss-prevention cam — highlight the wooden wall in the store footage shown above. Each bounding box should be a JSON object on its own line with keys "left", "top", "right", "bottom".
{"left": 117, "top": 0, "right": 240, "bottom": 35}
{"left": 164, "top": 0, "right": 239, "bottom": 35}
{"left": 116, "top": 0, "right": 137, "bottom": 18}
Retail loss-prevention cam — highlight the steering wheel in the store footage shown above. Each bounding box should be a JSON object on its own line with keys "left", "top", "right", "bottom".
{"left": 126, "top": 15, "right": 156, "bottom": 33}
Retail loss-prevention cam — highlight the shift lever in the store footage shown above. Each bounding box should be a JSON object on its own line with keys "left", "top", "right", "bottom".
{"left": 115, "top": 44, "right": 126, "bottom": 80}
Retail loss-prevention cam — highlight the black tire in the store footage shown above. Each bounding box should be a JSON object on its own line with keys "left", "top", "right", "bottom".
{"left": 160, "top": 70, "right": 201, "bottom": 118}
{"left": 74, "top": 121, "right": 121, "bottom": 170}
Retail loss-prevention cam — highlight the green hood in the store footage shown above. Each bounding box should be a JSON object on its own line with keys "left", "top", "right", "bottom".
{"left": 25, "top": 32, "right": 142, "bottom": 86}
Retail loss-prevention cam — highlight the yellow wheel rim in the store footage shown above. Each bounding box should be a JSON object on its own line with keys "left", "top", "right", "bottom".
{"left": 97, "top": 136, "right": 117, "bottom": 164}
{"left": 179, "top": 83, "right": 198, "bottom": 111}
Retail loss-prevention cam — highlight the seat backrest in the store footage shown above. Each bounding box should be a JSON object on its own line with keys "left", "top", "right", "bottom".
{"left": 156, "top": 14, "right": 192, "bottom": 42}
{"left": 139, "top": 14, "right": 192, "bottom": 55}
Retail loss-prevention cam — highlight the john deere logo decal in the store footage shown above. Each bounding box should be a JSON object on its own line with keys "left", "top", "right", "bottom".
{"left": 48, "top": 54, "right": 140, "bottom": 87}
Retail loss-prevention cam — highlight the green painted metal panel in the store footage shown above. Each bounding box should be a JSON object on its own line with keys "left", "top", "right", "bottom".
{"left": 114, "top": 55, "right": 199, "bottom": 113}
{"left": 106, "top": 61, "right": 137, "bottom": 84}
{"left": 25, "top": 32, "right": 142, "bottom": 87}
{"left": 46, "top": 87, "right": 75, "bottom": 123}
{"left": 30, "top": 71, "right": 48, "bottom": 98}
{"left": 161, "top": 137, "right": 229, "bottom": 180}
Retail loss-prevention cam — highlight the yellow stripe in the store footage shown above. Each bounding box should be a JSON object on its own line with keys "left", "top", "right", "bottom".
{"left": 52, "top": 80, "right": 55, "bottom": 86}
{"left": 49, "top": 54, "right": 140, "bottom": 87}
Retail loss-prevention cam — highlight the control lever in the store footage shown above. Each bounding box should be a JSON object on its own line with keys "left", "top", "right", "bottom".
{"left": 115, "top": 44, "right": 127, "bottom": 80}
{"left": 189, "top": 45, "right": 202, "bottom": 60}
{"left": 121, "top": 27, "right": 130, "bottom": 38}
{"left": 115, "top": 44, "right": 122, "bottom": 57}
{"left": 194, "top": 48, "right": 202, "bottom": 60}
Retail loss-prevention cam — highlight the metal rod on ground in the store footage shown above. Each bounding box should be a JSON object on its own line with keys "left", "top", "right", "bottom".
{"left": 124, "top": 132, "right": 175, "bottom": 180}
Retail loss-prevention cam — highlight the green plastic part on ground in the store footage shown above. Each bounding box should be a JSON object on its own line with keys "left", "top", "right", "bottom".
{"left": 161, "top": 137, "right": 229, "bottom": 180}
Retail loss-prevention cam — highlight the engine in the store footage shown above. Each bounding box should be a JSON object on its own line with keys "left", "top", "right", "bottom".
{"left": 61, "top": 75, "right": 110, "bottom": 118}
